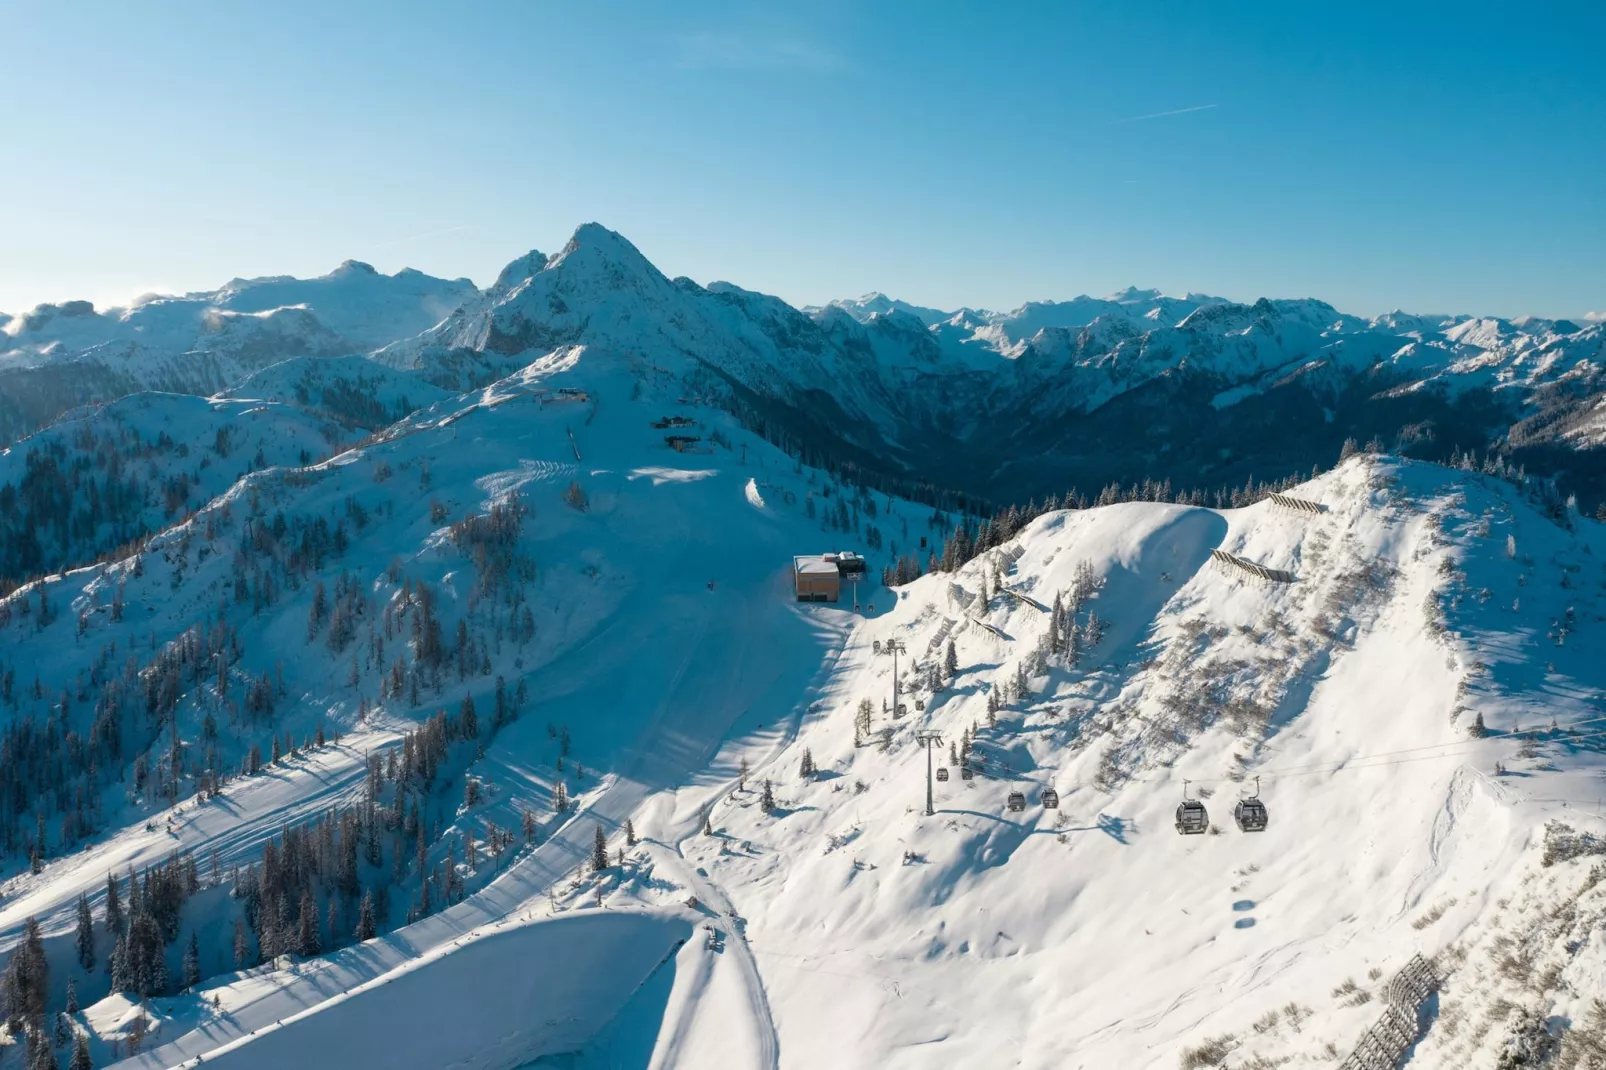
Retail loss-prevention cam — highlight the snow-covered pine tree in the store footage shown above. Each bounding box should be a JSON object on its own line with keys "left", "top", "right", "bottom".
{"left": 760, "top": 779, "right": 776, "bottom": 813}
{"left": 70, "top": 1033, "right": 92, "bottom": 1070}
{"left": 297, "top": 890, "right": 320, "bottom": 957}
{"left": 65, "top": 980, "right": 78, "bottom": 1015}
{"left": 102, "top": 873, "right": 122, "bottom": 937}
{"left": 553, "top": 781, "right": 569, "bottom": 813}
{"left": 624, "top": 818, "right": 637, "bottom": 846}
{"left": 738, "top": 755, "right": 750, "bottom": 791}
{"left": 799, "top": 748, "right": 816, "bottom": 778}
{"left": 945, "top": 639, "right": 958, "bottom": 681}
{"left": 592, "top": 824, "right": 609, "bottom": 873}
{"left": 109, "top": 933, "right": 130, "bottom": 993}
{"left": 74, "top": 893, "right": 94, "bottom": 971}
{"left": 356, "top": 890, "right": 377, "bottom": 941}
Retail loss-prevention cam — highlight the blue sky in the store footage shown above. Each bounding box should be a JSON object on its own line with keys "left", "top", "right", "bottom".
{"left": 2, "top": 0, "right": 1602, "bottom": 319}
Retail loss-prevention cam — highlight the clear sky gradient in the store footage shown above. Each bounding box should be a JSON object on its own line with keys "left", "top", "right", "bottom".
{"left": 2, "top": 1, "right": 1602, "bottom": 319}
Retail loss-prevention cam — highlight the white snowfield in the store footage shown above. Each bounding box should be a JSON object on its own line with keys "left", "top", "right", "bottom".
{"left": 198, "top": 910, "right": 692, "bottom": 1070}
{"left": 0, "top": 333, "right": 1602, "bottom": 1068}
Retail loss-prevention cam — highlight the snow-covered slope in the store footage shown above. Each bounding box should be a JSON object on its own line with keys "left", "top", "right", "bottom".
{"left": 1, "top": 228, "right": 1605, "bottom": 1069}
{"left": 0, "top": 392, "right": 345, "bottom": 581}
{"left": 218, "top": 355, "right": 452, "bottom": 431}
{"left": 0, "top": 323, "right": 1599, "bottom": 1067}
{"left": 647, "top": 455, "right": 1606, "bottom": 1068}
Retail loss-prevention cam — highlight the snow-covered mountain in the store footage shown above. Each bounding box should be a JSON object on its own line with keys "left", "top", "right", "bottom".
{"left": 0, "top": 264, "right": 474, "bottom": 445}
{"left": 6, "top": 223, "right": 1604, "bottom": 514}
{"left": 371, "top": 224, "right": 1606, "bottom": 510}
{"left": 2, "top": 221, "right": 1606, "bottom": 1066}
{"left": 0, "top": 324, "right": 1600, "bottom": 1067}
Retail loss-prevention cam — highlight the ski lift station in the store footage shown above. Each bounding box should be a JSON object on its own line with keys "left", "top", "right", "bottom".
{"left": 792, "top": 551, "right": 867, "bottom": 602}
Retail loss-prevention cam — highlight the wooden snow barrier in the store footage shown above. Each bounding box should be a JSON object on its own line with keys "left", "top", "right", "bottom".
{"left": 969, "top": 615, "right": 1005, "bottom": 638}
{"left": 927, "top": 615, "right": 958, "bottom": 654}
{"left": 1001, "top": 587, "right": 1046, "bottom": 612}
{"left": 1269, "top": 492, "right": 1323, "bottom": 515}
{"left": 1210, "top": 548, "right": 1295, "bottom": 585}
{"left": 1338, "top": 955, "right": 1439, "bottom": 1070}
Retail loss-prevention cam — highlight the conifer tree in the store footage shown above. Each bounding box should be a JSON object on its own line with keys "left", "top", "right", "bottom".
{"left": 103, "top": 873, "right": 122, "bottom": 936}
{"left": 65, "top": 980, "right": 78, "bottom": 1015}
{"left": 760, "top": 779, "right": 776, "bottom": 813}
{"left": 297, "top": 890, "right": 321, "bottom": 957}
{"left": 5, "top": 916, "right": 50, "bottom": 1031}
{"left": 71, "top": 1033, "right": 93, "bottom": 1070}
{"left": 945, "top": 639, "right": 958, "bottom": 680}
{"left": 356, "top": 891, "right": 377, "bottom": 941}
{"left": 109, "top": 934, "right": 130, "bottom": 993}
{"left": 460, "top": 694, "right": 478, "bottom": 738}
{"left": 624, "top": 818, "right": 637, "bottom": 847}
{"left": 799, "top": 748, "right": 816, "bottom": 779}
{"left": 75, "top": 893, "right": 95, "bottom": 971}
{"left": 233, "top": 919, "right": 250, "bottom": 968}
{"left": 592, "top": 824, "right": 609, "bottom": 873}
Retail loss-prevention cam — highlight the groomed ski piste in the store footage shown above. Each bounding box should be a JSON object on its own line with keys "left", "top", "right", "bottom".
{"left": 0, "top": 340, "right": 1603, "bottom": 1068}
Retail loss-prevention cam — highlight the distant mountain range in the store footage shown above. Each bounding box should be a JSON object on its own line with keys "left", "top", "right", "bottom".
{"left": 5, "top": 223, "right": 1603, "bottom": 511}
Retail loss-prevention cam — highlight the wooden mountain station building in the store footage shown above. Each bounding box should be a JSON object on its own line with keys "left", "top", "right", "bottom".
{"left": 792, "top": 551, "right": 866, "bottom": 602}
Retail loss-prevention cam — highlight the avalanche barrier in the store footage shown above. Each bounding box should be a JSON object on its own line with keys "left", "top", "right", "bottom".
{"left": 1269, "top": 492, "right": 1324, "bottom": 515}
{"left": 1209, "top": 548, "right": 1295, "bottom": 585}
{"left": 1338, "top": 953, "right": 1439, "bottom": 1070}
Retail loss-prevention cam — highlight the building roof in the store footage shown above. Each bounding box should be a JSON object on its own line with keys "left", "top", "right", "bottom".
{"left": 793, "top": 555, "right": 840, "bottom": 576}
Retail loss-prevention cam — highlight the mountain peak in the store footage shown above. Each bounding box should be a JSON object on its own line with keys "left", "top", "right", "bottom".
{"left": 1105, "top": 286, "right": 1163, "bottom": 303}
{"left": 491, "top": 250, "right": 549, "bottom": 295}
{"left": 332, "top": 259, "right": 377, "bottom": 277}
{"left": 545, "top": 224, "right": 662, "bottom": 284}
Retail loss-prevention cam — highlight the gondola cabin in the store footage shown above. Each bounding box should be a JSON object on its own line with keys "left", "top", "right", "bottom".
{"left": 1040, "top": 788, "right": 1059, "bottom": 809}
{"left": 935, "top": 767, "right": 949, "bottom": 782}
{"left": 1007, "top": 791, "right": 1026, "bottom": 812}
{"left": 1175, "top": 800, "right": 1209, "bottom": 835}
{"left": 1234, "top": 796, "right": 1269, "bottom": 833}
{"left": 960, "top": 766, "right": 974, "bottom": 780}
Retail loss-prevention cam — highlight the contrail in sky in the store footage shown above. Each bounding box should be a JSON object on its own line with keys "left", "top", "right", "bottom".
{"left": 1111, "top": 103, "right": 1218, "bottom": 125}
